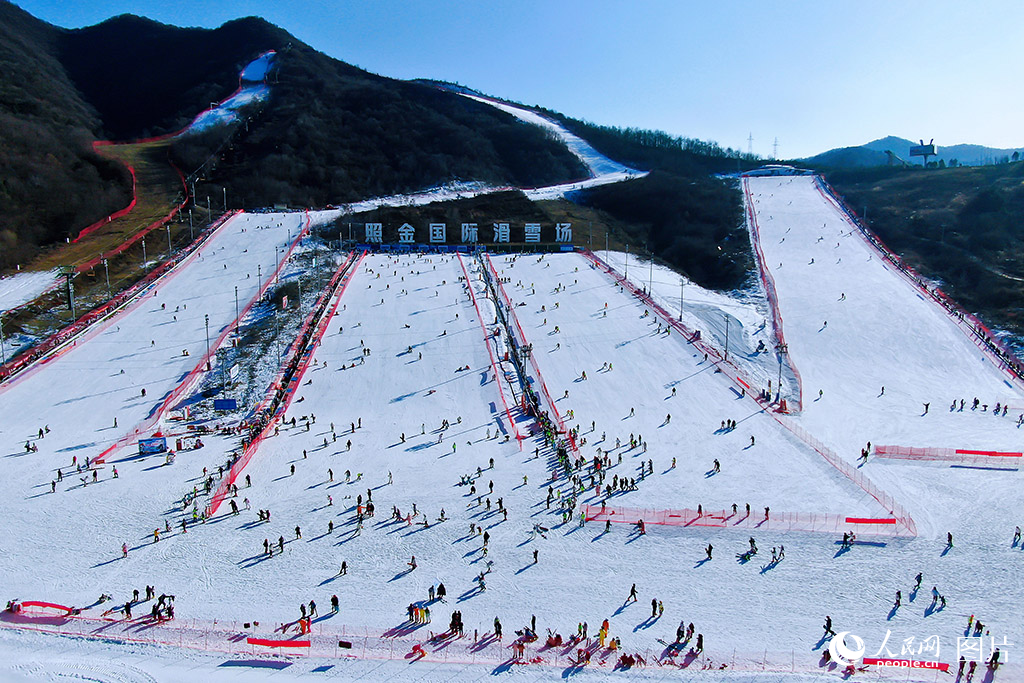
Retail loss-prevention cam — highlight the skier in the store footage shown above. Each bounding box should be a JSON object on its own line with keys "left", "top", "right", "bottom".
{"left": 705, "top": 544, "right": 713, "bottom": 560}
{"left": 894, "top": 590, "right": 901, "bottom": 609}
{"left": 629, "top": 584, "right": 638, "bottom": 602}
{"left": 823, "top": 615, "right": 835, "bottom": 637}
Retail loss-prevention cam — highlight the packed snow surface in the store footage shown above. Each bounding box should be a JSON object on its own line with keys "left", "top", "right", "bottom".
{"left": 185, "top": 52, "right": 275, "bottom": 135}
{"left": 0, "top": 270, "right": 58, "bottom": 313}
{"left": 1, "top": 179, "right": 1023, "bottom": 680}
{"left": 241, "top": 51, "right": 276, "bottom": 83}
{"left": 462, "top": 94, "right": 647, "bottom": 198}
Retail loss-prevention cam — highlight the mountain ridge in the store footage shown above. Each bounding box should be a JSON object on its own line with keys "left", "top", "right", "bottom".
{"left": 805, "top": 135, "right": 1024, "bottom": 168}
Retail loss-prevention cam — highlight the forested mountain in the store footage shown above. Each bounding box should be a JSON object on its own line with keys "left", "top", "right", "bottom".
{"left": 0, "top": 1, "right": 131, "bottom": 268}
{"left": 827, "top": 162, "right": 1024, "bottom": 338}
{"left": 0, "top": 2, "right": 585, "bottom": 268}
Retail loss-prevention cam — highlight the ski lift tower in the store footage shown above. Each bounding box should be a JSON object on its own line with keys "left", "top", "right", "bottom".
{"left": 909, "top": 139, "right": 937, "bottom": 167}
{"left": 59, "top": 265, "right": 76, "bottom": 317}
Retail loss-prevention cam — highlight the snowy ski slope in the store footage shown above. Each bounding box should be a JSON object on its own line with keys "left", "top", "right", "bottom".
{"left": 0, "top": 270, "right": 58, "bottom": 314}
{"left": 461, "top": 94, "right": 647, "bottom": 198}
{"left": 2, "top": 183, "right": 1024, "bottom": 680}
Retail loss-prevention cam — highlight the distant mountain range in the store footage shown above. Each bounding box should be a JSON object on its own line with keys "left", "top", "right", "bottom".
{"left": 803, "top": 135, "right": 1024, "bottom": 168}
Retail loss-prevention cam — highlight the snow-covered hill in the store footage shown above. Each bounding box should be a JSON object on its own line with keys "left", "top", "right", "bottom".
{"left": 0, "top": 177, "right": 1022, "bottom": 681}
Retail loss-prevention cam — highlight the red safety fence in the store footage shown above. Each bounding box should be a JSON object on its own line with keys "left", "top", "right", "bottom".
{"left": 94, "top": 215, "right": 313, "bottom": 464}
{"left": 579, "top": 249, "right": 917, "bottom": 536}
{"left": 75, "top": 162, "right": 191, "bottom": 276}
{"left": 17, "top": 601, "right": 73, "bottom": 614}
{"left": 1, "top": 607, "right": 891, "bottom": 677}
{"left": 874, "top": 445, "right": 1020, "bottom": 470}
{"left": 812, "top": 176, "right": 1024, "bottom": 387}
{"left": 482, "top": 254, "right": 578, "bottom": 458}
{"left": 957, "top": 449, "right": 1021, "bottom": 457}
{"left": 248, "top": 637, "right": 311, "bottom": 648}
{"left": 582, "top": 505, "right": 909, "bottom": 537}
{"left": 0, "top": 163, "right": 188, "bottom": 326}
{"left": 456, "top": 254, "right": 522, "bottom": 445}
{"left": 0, "top": 211, "right": 240, "bottom": 391}
{"left": 73, "top": 165, "right": 138, "bottom": 243}
{"left": 91, "top": 50, "right": 277, "bottom": 148}
{"left": 581, "top": 249, "right": 781, "bottom": 411}
{"left": 776, "top": 420, "right": 917, "bottom": 535}
{"left": 205, "top": 250, "right": 365, "bottom": 517}
{"left": 742, "top": 177, "right": 804, "bottom": 410}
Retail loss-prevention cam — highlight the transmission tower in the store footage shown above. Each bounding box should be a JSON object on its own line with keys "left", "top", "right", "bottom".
{"left": 773, "top": 137, "right": 779, "bottom": 160}
{"left": 747, "top": 133, "right": 753, "bottom": 156}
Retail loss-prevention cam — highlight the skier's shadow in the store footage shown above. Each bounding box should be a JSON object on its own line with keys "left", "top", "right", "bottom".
{"left": 633, "top": 616, "right": 658, "bottom": 632}
{"left": 389, "top": 567, "right": 415, "bottom": 582}
{"left": 612, "top": 601, "right": 632, "bottom": 617}
{"left": 886, "top": 604, "right": 899, "bottom": 621}
{"left": 693, "top": 558, "right": 711, "bottom": 569}
{"left": 457, "top": 586, "right": 483, "bottom": 602}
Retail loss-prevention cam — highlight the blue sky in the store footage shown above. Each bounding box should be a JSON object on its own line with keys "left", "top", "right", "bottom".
{"left": 14, "top": 0, "right": 1024, "bottom": 158}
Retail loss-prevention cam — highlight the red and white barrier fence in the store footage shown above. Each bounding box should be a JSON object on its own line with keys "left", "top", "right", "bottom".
{"left": 813, "top": 176, "right": 1024, "bottom": 388}
{"left": 2, "top": 604, "right": 910, "bottom": 677}
{"left": 580, "top": 249, "right": 916, "bottom": 536}
{"left": 0, "top": 211, "right": 240, "bottom": 391}
{"left": 456, "top": 254, "right": 522, "bottom": 446}
{"left": 206, "top": 250, "right": 365, "bottom": 517}
{"left": 482, "top": 254, "right": 578, "bottom": 457}
{"left": 583, "top": 504, "right": 907, "bottom": 537}
{"left": 72, "top": 164, "right": 138, "bottom": 243}
{"left": 742, "top": 177, "right": 804, "bottom": 410}
{"left": 874, "top": 445, "right": 1021, "bottom": 470}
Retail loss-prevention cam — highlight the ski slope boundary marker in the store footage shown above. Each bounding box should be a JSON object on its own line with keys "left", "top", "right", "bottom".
{"left": 93, "top": 213, "right": 311, "bottom": 465}
{"left": 456, "top": 254, "right": 522, "bottom": 446}
{"left": 813, "top": 175, "right": 1024, "bottom": 388}
{"left": 742, "top": 177, "right": 804, "bottom": 411}
{"left": 206, "top": 250, "right": 365, "bottom": 517}
{"left": 482, "top": 254, "right": 578, "bottom": 458}
{"left": 583, "top": 505, "right": 910, "bottom": 537}
{"left": 0, "top": 210, "right": 239, "bottom": 392}
{"left": 581, "top": 248, "right": 916, "bottom": 536}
